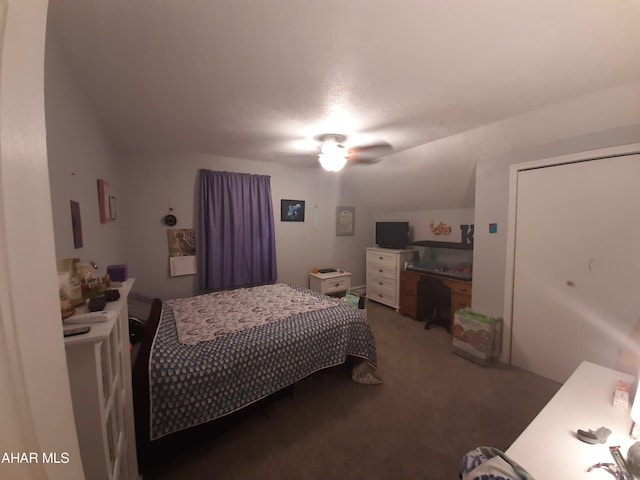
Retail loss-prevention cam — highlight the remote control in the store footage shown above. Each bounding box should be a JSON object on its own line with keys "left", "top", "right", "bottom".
{"left": 63, "top": 326, "right": 91, "bottom": 337}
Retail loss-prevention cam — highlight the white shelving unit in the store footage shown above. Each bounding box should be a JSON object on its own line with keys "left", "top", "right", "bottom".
{"left": 64, "top": 279, "right": 139, "bottom": 480}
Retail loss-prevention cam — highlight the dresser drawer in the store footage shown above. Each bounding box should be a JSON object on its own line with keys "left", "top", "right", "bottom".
{"left": 324, "top": 277, "right": 349, "bottom": 294}
{"left": 367, "top": 264, "right": 396, "bottom": 279}
{"left": 367, "top": 284, "right": 397, "bottom": 305}
{"left": 452, "top": 292, "right": 471, "bottom": 309}
{"left": 450, "top": 282, "right": 472, "bottom": 295}
{"left": 366, "top": 250, "right": 399, "bottom": 270}
{"left": 400, "top": 270, "right": 421, "bottom": 283}
{"left": 402, "top": 282, "right": 418, "bottom": 296}
{"left": 367, "top": 275, "right": 396, "bottom": 297}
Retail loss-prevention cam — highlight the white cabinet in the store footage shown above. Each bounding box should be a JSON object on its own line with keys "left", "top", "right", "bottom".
{"left": 64, "top": 280, "right": 139, "bottom": 480}
{"left": 309, "top": 270, "right": 352, "bottom": 296}
{"left": 366, "top": 247, "right": 415, "bottom": 310}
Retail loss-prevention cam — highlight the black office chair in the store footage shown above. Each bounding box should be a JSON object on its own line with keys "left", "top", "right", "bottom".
{"left": 417, "top": 275, "right": 452, "bottom": 331}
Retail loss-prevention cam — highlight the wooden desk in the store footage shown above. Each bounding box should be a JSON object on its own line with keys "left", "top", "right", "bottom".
{"left": 399, "top": 269, "right": 472, "bottom": 322}
{"left": 506, "top": 361, "right": 635, "bottom": 479}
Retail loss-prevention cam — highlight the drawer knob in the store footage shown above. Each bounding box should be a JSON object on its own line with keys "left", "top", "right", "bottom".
{"left": 378, "top": 269, "right": 383, "bottom": 273}
{"left": 378, "top": 282, "right": 383, "bottom": 285}
{"left": 379, "top": 256, "right": 383, "bottom": 260}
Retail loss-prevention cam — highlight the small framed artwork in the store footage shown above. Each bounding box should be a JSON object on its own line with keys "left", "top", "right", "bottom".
{"left": 70, "top": 200, "right": 83, "bottom": 249}
{"left": 336, "top": 206, "right": 355, "bottom": 236}
{"left": 109, "top": 195, "right": 117, "bottom": 221}
{"left": 97, "top": 179, "right": 110, "bottom": 223}
{"left": 281, "top": 199, "right": 305, "bottom": 222}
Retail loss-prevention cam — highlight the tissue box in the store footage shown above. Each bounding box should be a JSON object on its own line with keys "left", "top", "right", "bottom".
{"left": 106, "top": 264, "right": 128, "bottom": 283}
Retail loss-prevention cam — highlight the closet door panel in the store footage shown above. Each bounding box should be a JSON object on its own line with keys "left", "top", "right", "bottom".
{"left": 511, "top": 155, "right": 640, "bottom": 383}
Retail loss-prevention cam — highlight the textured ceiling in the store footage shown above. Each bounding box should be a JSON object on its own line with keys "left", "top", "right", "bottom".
{"left": 46, "top": 0, "right": 640, "bottom": 209}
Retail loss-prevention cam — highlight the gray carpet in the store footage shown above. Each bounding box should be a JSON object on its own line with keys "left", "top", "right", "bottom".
{"left": 145, "top": 300, "right": 560, "bottom": 479}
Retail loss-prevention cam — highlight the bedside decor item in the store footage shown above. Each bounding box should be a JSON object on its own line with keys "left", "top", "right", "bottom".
{"left": 88, "top": 295, "right": 106, "bottom": 312}
{"left": 57, "top": 257, "right": 84, "bottom": 307}
{"left": 336, "top": 206, "right": 355, "bottom": 236}
{"left": 60, "top": 297, "right": 75, "bottom": 320}
{"left": 281, "top": 199, "right": 305, "bottom": 222}
{"left": 81, "top": 277, "right": 106, "bottom": 299}
{"left": 104, "top": 289, "right": 121, "bottom": 302}
{"left": 107, "top": 264, "right": 128, "bottom": 283}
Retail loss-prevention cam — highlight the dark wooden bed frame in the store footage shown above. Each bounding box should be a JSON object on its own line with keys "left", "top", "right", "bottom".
{"left": 131, "top": 299, "right": 294, "bottom": 474}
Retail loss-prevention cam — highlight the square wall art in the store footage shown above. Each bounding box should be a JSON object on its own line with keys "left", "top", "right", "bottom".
{"left": 281, "top": 199, "right": 305, "bottom": 222}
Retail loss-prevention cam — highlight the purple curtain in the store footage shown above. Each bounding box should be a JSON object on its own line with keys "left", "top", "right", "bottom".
{"left": 198, "top": 170, "right": 277, "bottom": 292}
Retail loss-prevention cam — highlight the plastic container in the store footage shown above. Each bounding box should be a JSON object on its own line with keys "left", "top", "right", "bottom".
{"left": 452, "top": 309, "right": 502, "bottom": 366}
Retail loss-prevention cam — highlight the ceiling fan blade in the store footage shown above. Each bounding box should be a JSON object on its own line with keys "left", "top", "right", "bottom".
{"left": 348, "top": 140, "right": 393, "bottom": 163}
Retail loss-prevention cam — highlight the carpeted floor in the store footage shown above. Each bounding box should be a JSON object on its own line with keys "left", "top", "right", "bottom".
{"left": 144, "top": 300, "right": 560, "bottom": 480}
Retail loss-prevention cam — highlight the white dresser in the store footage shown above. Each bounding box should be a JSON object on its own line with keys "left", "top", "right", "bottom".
{"left": 64, "top": 279, "right": 139, "bottom": 480}
{"left": 366, "top": 247, "right": 415, "bottom": 310}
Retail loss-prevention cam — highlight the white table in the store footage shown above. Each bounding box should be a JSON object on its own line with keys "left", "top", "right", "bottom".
{"left": 506, "top": 361, "right": 636, "bottom": 479}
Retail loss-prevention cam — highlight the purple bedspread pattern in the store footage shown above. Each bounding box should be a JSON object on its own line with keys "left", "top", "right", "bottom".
{"left": 149, "top": 285, "right": 377, "bottom": 440}
{"left": 166, "top": 283, "right": 338, "bottom": 345}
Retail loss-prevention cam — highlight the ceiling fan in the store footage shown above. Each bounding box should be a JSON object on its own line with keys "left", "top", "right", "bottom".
{"left": 315, "top": 133, "right": 392, "bottom": 172}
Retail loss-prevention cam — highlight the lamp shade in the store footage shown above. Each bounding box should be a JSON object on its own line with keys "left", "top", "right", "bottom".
{"left": 319, "top": 153, "right": 348, "bottom": 172}
{"left": 318, "top": 138, "right": 348, "bottom": 171}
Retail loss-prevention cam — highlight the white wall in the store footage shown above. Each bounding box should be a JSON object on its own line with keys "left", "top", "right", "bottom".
{"left": 374, "top": 208, "right": 474, "bottom": 244}
{"left": 45, "top": 29, "right": 126, "bottom": 276}
{"left": 118, "top": 153, "right": 373, "bottom": 300}
{"left": 0, "top": 1, "right": 83, "bottom": 478}
{"left": 473, "top": 82, "right": 640, "bottom": 321}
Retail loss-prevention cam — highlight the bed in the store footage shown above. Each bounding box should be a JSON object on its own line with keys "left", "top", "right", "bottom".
{"left": 132, "top": 283, "right": 379, "bottom": 472}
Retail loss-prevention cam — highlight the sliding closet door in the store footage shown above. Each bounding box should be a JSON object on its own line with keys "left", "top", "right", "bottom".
{"left": 511, "top": 154, "right": 640, "bottom": 383}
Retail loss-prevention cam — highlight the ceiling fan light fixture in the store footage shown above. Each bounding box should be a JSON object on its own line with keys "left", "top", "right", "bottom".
{"left": 318, "top": 135, "right": 348, "bottom": 172}
{"left": 318, "top": 153, "right": 348, "bottom": 172}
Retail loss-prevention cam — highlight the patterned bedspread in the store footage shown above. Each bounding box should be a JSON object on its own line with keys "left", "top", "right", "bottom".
{"left": 166, "top": 283, "right": 338, "bottom": 345}
{"left": 149, "top": 285, "right": 377, "bottom": 440}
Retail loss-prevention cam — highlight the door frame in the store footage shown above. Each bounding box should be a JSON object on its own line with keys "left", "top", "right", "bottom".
{"left": 503, "top": 143, "right": 640, "bottom": 366}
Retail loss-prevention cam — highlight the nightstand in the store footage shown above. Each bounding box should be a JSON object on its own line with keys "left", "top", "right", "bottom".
{"left": 309, "top": 270, "right": 351, "bottom": 296}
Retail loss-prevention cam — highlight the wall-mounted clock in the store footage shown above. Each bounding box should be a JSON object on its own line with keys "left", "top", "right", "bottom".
{"left": 163, "top": 214, "right": 177, "bottom": 226}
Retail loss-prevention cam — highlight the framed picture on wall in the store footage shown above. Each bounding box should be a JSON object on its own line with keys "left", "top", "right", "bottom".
{"left": 70, "top": 200, "right": 83, "bottom": 248}
{"left": 97, "top": 178, "right": 110, "bottom": 223}
{"left": 336, "top": 206, "right": 355, "bottom": 236}
{"left": 281, "top": 199, "right": 305, "bottom": 222}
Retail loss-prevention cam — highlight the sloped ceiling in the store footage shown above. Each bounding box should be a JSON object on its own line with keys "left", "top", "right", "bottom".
{"left": 46, "top": 1, "right": 640, "bottom": 210}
